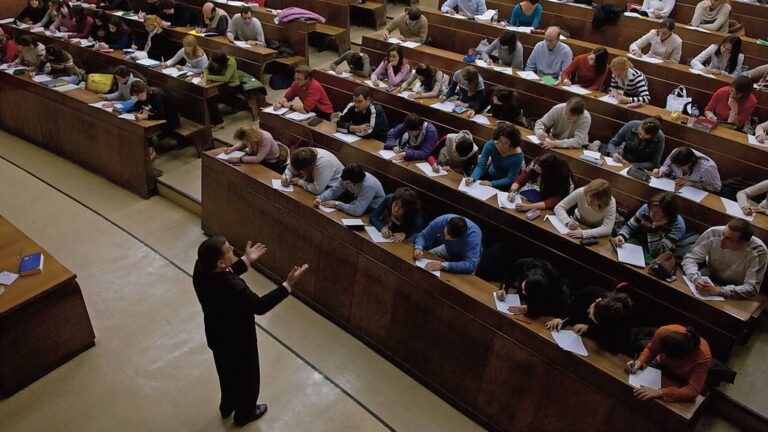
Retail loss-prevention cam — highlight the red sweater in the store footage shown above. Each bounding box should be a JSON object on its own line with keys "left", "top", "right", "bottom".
{"left": 560, "top": 53, "right": 609, "bottom": 91}
{"left": 284, "top": 77, "right": 334, "bottom": 115}
{"left": 513, "top": 169, "right": 563, "bottom": 209}
{"left": 705, "top": 86, "right": 757, "bottom": 128}
{"left": 637, "top": 325, "right": 711, "bottom": 402}
{"left": 2, "top": 39, "right": 19, "bottom": 64}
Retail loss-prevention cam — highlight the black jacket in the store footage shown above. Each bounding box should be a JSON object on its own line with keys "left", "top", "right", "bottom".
{"left": 132, "top": 89, "right": 180, "bottom": 130}
{"left": 504, "top": 258, "right": 570, "bottom": 318}
{"left": 134, "top": 28, "right": 175, "bottom": 61}
{"left": 569, "top": 285, "right": 632, "bottom": 354}
{"left": 159, "top": 2, "right": 195, "bottom": 27}
{"left": 337, "top": 101, "right": 389, "bottom": 141}
{"left": 192, "top": 258, "right": 289, "bottom": 351}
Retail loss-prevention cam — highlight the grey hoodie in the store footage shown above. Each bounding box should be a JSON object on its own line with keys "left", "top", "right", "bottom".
{"left": 437, "top": 130, "right": 478, "bottom": 167}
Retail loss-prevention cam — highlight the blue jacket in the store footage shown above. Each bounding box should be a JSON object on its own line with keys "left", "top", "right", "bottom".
{"left": 414, "top": 214, "right": 483, "bottom": 273}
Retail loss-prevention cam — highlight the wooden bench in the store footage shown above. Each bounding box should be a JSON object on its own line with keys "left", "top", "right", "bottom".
{"left": 351, "top": 0, "right": 388, "bottom": 29}
{"left": 175, "top": 117, "right": 212, "bottom": 157}
{"left": 313, "top": 23, "right": 352, "bottom": 53}
{"left": 265, "top": 0, "right": 352, "bottom": 53}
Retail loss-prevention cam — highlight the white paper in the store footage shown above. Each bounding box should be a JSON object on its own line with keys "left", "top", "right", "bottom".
{"left": 604, "top": 156, "right": 624, "bottom": 167}
{"left": 216, "top": 150, "right": 245, "bottom": 160}
{"left": 0, "top": 271, "right": 19, "bottom": 286}
{"left": 618, "top": 167, "right": 631, "bottom": 177}
{"left": 598, "top": 95, "right": 620, "bottom": 105}
{"left": 516, "top": 71, "right": 540, "bottom": 80}
{"left": 475, "top": 9, "right": 497, "bottom": 21}
{"left": 30, "top": 27, "right": 44, "bottom": 33}
{"left": 270, "top": 179, "right": 294, "bottom": 192}
{"left": 191, "top": 77, "right": 202, "bottom": 85}
{"left": 285, "top": 111, "right": 316, "bottom": 121}
{"left": 233, "top": 41, "right": 250, "bottom": 48}
{"left": 690, "top": 26, "right": 712, "bottom": 33}
{"left": 0, "top": 18, "right": 15, "bottom": 24}
{"left": 386, "top": 37, "right": 402, "bottom": 44}
{"left": 561, "top": 85, "right": 591, "bottom": 95}
{"left": 526, "top": 135, "right": 542, "bottom": 144}
{"left": 118, "top": 113, "right": 136, "bottom": 120}
{"left": 400, "top": 41, "right": 421, "bottom": 48}
{"left": 364, "top": 80, "right": 387, "bottom": 88}
{"left": 430, "top": 101, "right": 456, "bottom": 112}
{"left": 747, "top": 135, "right": 767, "bottom": 147}
{"left": 458, "top": 181, "right": 497, "bottom": 201}
{"left": 342, "top": 218, "right": 365, "bottom": 226}
{"left": 72, "top": 38, "right": 94, "bottom": 47}
{"left": 721, "top": 197, "right": 755, "bottom": 221}
{"left": 415, "top": 162, "right": 447, "bottom": 177}
{"left": 493, "top": 292, "right": 521, "bottom": 313}
{"left": 161, "top": 67, "right": 181, "bottom": 76}
{"left": 551, "top": 330, "right": 589, "bottom": 356}
{"left": 629, "top": 367, "right": 662, "bottom": 389}
{"left": 628, "top": 53, "right": 664, "bottom": 64}
{"left": 365, "top": 225, "right": 393, "bottom": 243}
{"left": 649, "top": 177, "right": 676, "bottom": 192}
{"left": 0, "top": 63, "right": 9, "bottom": 70}
{"left": 497, "top": 192, "right": 521, "bottom": 209}
{"left": 262, "top": 106, "right": 289, "bottom": 115}
{"left": 616, "top": 243, "right": 646, "bottom": 268}
{"left": 688, "top": 68, "right": 716, "bottom": 79}
{"left": 398, "top": 90, "right": 415, "bottom": 99}
{"left": 683, "top": 276, "right": 725, "bottom": 301}
{"left": 475, "top": 59, "right": 492, "bottom": 68}
{"left": 471, "top": 114, "right": 491, "bottom": 125}
{"left": 583, "top": 150, "right": 601, "bottom": 160}
{"left": 623, "top": 12, "right": 641, "bottom": 17}
{"left": 378, "top": 149, "right": 396, "bottom": 160}
{"left": 88, "top": 101, "right": 113, "bottom": 111}
{"left": 318, "top": 205, "right": 337, "bottom": 213}
{"left": 545, "top": 215, "right": 570, "bottom": 234}
{"left": 677, "top": 186, "right": 708, "bottom": 203}
{"left": 16, "top": 22, "right": 30, "bottom": 29}
{"left": 136, "top": 58, "right": 161, "bottom": 67}
{"left": 32, "top": 74, "right": 52, "bottom": 82}
{"left": 510, "top": 26, "right": 533, "bottom": 34}
{"left": 333, "top": 132, "right": 362, "bottom": 143}
{"left": 446, "top": 13, "right": 468, "bottom": 20}
{"left": 415, "top": 259, "right": 441, "bottom": 277}
{"left": 52, "top": 83, "right": 79, "bottom": 92}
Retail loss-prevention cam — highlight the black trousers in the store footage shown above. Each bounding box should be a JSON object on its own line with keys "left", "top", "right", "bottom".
{"left": 211, "top": 339, "right": 260, "bottom": 420}
{"left": 208, "top": 84, "right": 243, "bottom": 125}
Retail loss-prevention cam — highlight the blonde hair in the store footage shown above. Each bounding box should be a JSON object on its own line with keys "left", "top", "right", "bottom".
{"left": 233, "top": 125, "right": 263, "bottom": 147}
{"left": 143, "top": 15, "right": 165, "bottom": 33}
{"left": 609, "top": 57, "right": 633, "bottom": 74}
{"left": 584, "top": 179, "right": 612, "bottom": 210}
{"left": 182, "top": 35, "right": 204, "bottom": 58}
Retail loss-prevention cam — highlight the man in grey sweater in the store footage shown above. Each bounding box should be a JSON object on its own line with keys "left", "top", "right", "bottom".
{"left": 682, "top": 219, "right": 767, "bottom": 299}
{"left": 282, "top": 147, "right": 344, "bottom": 195}
{"left": 226, "top": 6, "right": 265, "bottom": 47}
{"left": 314, "top": 164, "right": 385, "bottom": 216}
{"left": 525, "top": 26, "right": 572, "bottom": 79}
{"left": 534, "top": 97, "right": 591, "bottom": 149}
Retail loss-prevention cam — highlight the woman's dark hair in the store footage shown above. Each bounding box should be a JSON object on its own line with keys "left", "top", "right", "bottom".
{"left": 648, "top": 192, "right": 679, "bottom": 223}
{"left": 534, "top": 153, "right": 572, "bottom": 201}
{"left": 391, "top": 187, "right": 421, "bottom": 222}
{"left": 592, "top": 46, "right": 609, "bottom": 77}
{"left": 659, "top": 327, "right": 701, "bottom": 359}
{"left": 208, "top": 50, "right": 229, "bottom": 75}
{"left": 56, "top": 1, "right": 71, "bottom": 14}
{"left": 129, "top": 79, "right": 149, "bottom": 95}
{"left": 347, "top": 52, "right": 364, "bottom": 71}
{"left": 290, "top": 147, "right": 317, "bottom": 171}
{"left": 592, "top": 292, "right": 633, "bottom": 327}
{"left": 640, "top": 115, "right": 662, "bottom": 137}
{"left": 114, "top": 65, "right": 146, "bottom": 83}
{"left": 387, "top": 45, "right": 404, "bottom": 76}
{"left": 45, "top": 44, "right": 67, "bottom": 62}
{"left": 659, "top": 18, "right": 675, "bottom": 31}
{"left": 70, "top": 5, "right": 86, "bottom": 22}
{"left": 18, "top": 35, "right": 37, "bottom": 47}
{"left": 415, "top": 63, "right": 437, "bottom": 92}
{"left": 730, "top": 75, "right": 753, "bottom": 100}
{"left": 29, "top": 0, "right": 47, "bottom": 9}
{"left": 498, "top": 30, "right": 518, "bottom": 53}
{"left": 94, "top": 10, "right": 108, "bottom": 25}
{"left": 670, "top": 146, "right": 698, "bottom": 169}
{"left": 715, "top": 35, "right": 742, "bottom": 74}
{"left": 522, "top": 268, "right": 552, "bottom": 315}
{"left": 490, "top": 86, "right": 523, "bottom": 124}
{"left": 492, "top": 122, "right": 521, "bottom": 148}
{"left": 108, "top": 15, "right": 128, "bottom": 34}
{"left": 197, "top": 236, "right": 227, "bottom": 273}
{"left": 403, "top": 114, "right": 424, "bottom": 131}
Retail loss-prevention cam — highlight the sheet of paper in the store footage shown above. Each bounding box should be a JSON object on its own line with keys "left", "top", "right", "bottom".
{"left": 493, "top": 67, "right": 513, "bottom": 75}
{"left": 561, "top": 85, "right": 591, "bottom": 95}
{"left": 365, "top": 226, "right": 393, "bottom": 243}
{"left": 551, "top": 330, "right": 589, "bottom": 356}
{"left": 333, "top": 132, "right": 362, "bottom": 143}
{"left": 386, "top": 37, "right": 402, "bottom": 44}
{"left": 398, "top": 90, "right": 415, "bottom": 99}
{"left": 216, "top": 150, "right": 245, "bottom": 160}
{"left": 0, "top": 271, "right": 19, "bottom": 286}
{"left": 604, "top": 156, "right": 624, "bottom": 167}
{"left": 721, "top": 197, "right": 754, "bottom": 221}
{"left": 493, "top": 292, "right": 521, "bottom": 313}
{"left": 52, "top": 83, "right": 79, "bottom": 92}
{"left": 16, "top": 22, "right": 30, "bottom": 29}
{"left": 0, "top": 18, "right": 15, "bottom": 24}
{"left": 677, "top": 186, "right": 708, "bottom": 203}
{"left": 30, "top": 27, "right": 44, "bottom": 33}
{"left": 583, "top": 150, "right": 601, "bottom": 160}
{"left": 475, "top": 59, "right": 491, "bottom": 68}
{"left": 623, "top": 12, "right": 641, "bottom": 17}
{"left": 318, "top": 205, "right": 337, "bottom": 213}
{"left": 88, "top": 101, "right": 113, "bottom": 111}
{"left": 510, "top": 26, "right": 533, "bottom": 34}
{"left": 430, "top": 101, "right": 456, "bottom": 112}
{"left": 136, "top": 58, "right": 161, "bottom": 67}
{"left": 458, "top": 181, "right": 497, "bottom": 201}
{"left": 342, "top": 218, "right": 365, "bottom": 227}
{"left": 118, "top": 113, "right": 136, "bottom": 120}
{"left": 683, "top": 276, "right": 725, "bottom": 301}
{"left": 475, "top": 9, "right": 497, "bottom": 21}
{"left": 262, "top": 106, "right": 289, "bottom": 115}
{"left": 378, "top": 149, "right": 396, "bottom": 160}
{"left": 400, "top": 41, "right": 421, "bottom": 48}
{"left": 526, "top": 135, "right": 542, "bottom": 144}
{"left": 191, "top": 77, "right": 202, "bottom": 85}
{"left": 0, "top": 63, "right": 9, "bottom": 70}
{"left": 545, "top": 215, "right": 570, "bottom": 235}
{"left": 628, "top": 367, "right": 662, "bottom": 389}
{"left": 618, "top": 167, "right": 631, "bottom": 177}
{"left": 688, "top": 68, "right": 716, "bottom": 79}
{"left": 616, "top": 243, "right": 646, "bottom": 268}
{"left": 233, "top": 41, "right": 250, "bottom": 48}
{"left": 497, "top": 192, "right": 521, "bottom": 209}
{"left": 471, "top": 114, "right": 491, "bottom": 125}
{"left": 271, "top": 179, "right": 294, "bottom": 192}
{"left": 364, "top": 80, "right": 387, "bottom": 88}
{"left": 446, "top": 13, "right": 468, "bottom": 20}
{"left": 516, "top": 71, "right": 539, "bottom": 80}
{"left": 649, "top": 176, "right": 676, "bottom": 192}
{"left": 285, "top": 111, "right": 316, "bottom": 121}
{"left": 690, "top": 26, "right": 712, "bottom": 33}
{"left": 32, "top": 74, "right": 52, "bottom": 82}
{"left": 415, "top": 259, "right": 441, "bottom": 277}
{"left": 598, "top": 95, "right": 620, "bottom": 105}
{"left": 161, "top": 67, "right": 181, "bottom": 76}
{"left": 415, "top": 162, "right": 447, "bottom": 177}
{"left": 747, "top": 135, "right": 766, "bottom": 146}
{"left": 627, "top": 53, "right": 664, "bottom": 64}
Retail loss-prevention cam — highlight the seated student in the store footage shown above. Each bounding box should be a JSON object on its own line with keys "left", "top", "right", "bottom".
{"left": 615, "top": 192, "right": 687, "bottom": 258}
{"left": 35, "top": 44, "right": 83, "bottom": 84}
{"left": 402, "top": 63, "right": 449, "bottom": 99}
{"left": 336, "top": 85, "right": 389, "bottom": 141}
{"left": 201, "top": 2, "right": 230, "bottom": 36}
{"left": 439, "top": 66, "right": 485, "bottom": 111}
{"left": 11, "top": 35, "right": 45, "bottom": 68}
{"left": 737, "top": 178, "right": 768, "bottom": 215}
{"left": 100, "top": 66, "right": 143, "bottom": 103}
{"left": 274, "top": 65, "right": 334, "bottom": 120}
{"left": 314, "top": 164, "right": 385, "bottom": 217}
{"left": 626, "top": 325, "right": 711, "bottom": 402}
{"left": 61, "top": 6, "right": 92, "bottom": 40}
{"left": 36, "top": 0, "right": 58, "bottom": 29}
{"left": 48, "top": 1, "right": 75, "bottom": 33}
{"left": 629, "top": 18, "right": 682, "bottom": 63}
{"left": 0, "top": 34, "right": 19, "bottom": 64}
{"left": 466, "top": 123, "right": 524, "bottom": 189}
{"left": 704, "top": 75, "right": 756, "bottom": 129}
{"left": 554, "top": 178, "right": 617, "bottom": 239}
{"left": 281, "top": 147, "right": 344, "bottom": 194}
{"left": 508, "top": 153, "right": 573, "bottom": 211}
{"left": 508, "top": 0, "right": 543, "bottom": 28}
{"left": 636, "top": 0, "right": 676, "bottom": 18}
{"left": 385, "top": 114, "right": 438, "bottom": 162}
{"left": 383, "top": 7, "right": 428, "bottom": 43}
{"left": 226, "top": 6, "right": 265, "bottom": 47}
{"left": 17, "top": 0, "right": 49, "bottom": 26}
{"left": 496, "top": 258, "right": 570, "bottom": 317}
{"left": 471, "top": 86, "right": 525, "bottom": 126}
{"left": 129, "top": 80, "right": 179, "bottom": 158}
{"left": 525, "top": 26, "right": 573, "bottom": 80}
{"left": 370, "top": 187, "right": 424, "bottom": 242}
{"left": 682, "top": 219, "right": 767, "bottom": 298}
{"left": 559, "top": 47, "right": 609, "bottom": 91}
{"left": 534, "top": 97, "right": 591, "bottom": 149}
{"left": 600, "top": 116, "right": 664, "bottom": 170}
{"left": 653, "top": 146, "right": 721, "bottom": 193}
{"left": 480, "top": 30, "right": 524, "bottom": 69}
{"left": 221, "top": 125, "right": 281, "bottom": 171}
{"left": 98, "top": 16, "right": 133, "bottom": 50}
{"left": 161, "top": 35, "right": 208, "bottom": 73}
{"left": 131, "top": 15, "right": 173, "bottom": 61}
{"left": 89, "top": 11, "right": 109, "bottom": 43}
{"left": 201, "top": 51, "right": 241, "bottom": 128}
{"left": 329, "top": 51, "right": 371, "bottom": 78}
{"left": 546, "top": 284, "right": 633, "bottom": 354}
{"left": 691, "top": 35, "right": 743, "bottom": 78}
{"left": 82, "top": 0, "right": 134, "bottom": 11}
{"left": 745, "top": 64, "right": 767, "bottom": 90}
{"left": 428, "top": 129, "right": 479, "bottom": 175}
{"left": 690, "top": 0, "right": 731, "bottom": 32}
{"left": 157, "top": 0, "right": 194, "bottom": 27}
{"left": 608, "top": 57, "right": 651, "bottom": 104}
{"left": 440, "top": 0, "right": 487, "bottom": 17}
{"left": 756, "top": 120, "right": 768, "bottom": 144}
{"left": 137, "top": 0, "right": 161, "bottom": 18}
{"left": 413, "top": 214, "right": 483, "bottom": 274}
{"left": 371, "top": 45, "right": 411, "bottom": 87}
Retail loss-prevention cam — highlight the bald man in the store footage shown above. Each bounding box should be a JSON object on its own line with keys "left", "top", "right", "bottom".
{"left": 201, "top": 1, "right": 230, "bottom": 35}
{"left": 525, "top": 26, "right": 573, "bottom": 79}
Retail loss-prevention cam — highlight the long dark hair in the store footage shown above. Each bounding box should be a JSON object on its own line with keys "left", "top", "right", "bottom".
{"left": 389, "top": 187, "right": 421, "bottom": 225}
{"left": 208, "top": 50, "right": 229, "bottom": 75}
{"left": 387, "top": 45, "right": 405, "bottom": 76}
{"left": 715, "top": 35, "right": 742, "bottom": 74}
{"left": 531, "top": 153, "right": 572, "bottom": 200}
{"left": 415, "top": 63, "right": 437, "bottom": 92}
{"left": 490, "top": 86, "right": 523, "bottom": 124}
{"left": 592, "top": 46, "right": 609, "bottom": 77}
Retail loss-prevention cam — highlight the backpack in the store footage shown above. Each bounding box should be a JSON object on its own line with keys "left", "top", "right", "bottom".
{"left": 269, "top": 72, "right": 293, "bottom": 90}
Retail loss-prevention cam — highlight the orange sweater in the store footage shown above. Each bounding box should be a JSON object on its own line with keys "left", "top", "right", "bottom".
{"left": 637, "top": 325, "right": 711, "bottom": 402}
{"left": 560, "top": 53, "right": 609, "bottom": 91}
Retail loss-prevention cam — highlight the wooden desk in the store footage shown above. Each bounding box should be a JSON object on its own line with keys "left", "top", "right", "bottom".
{"left": 0, "top": 70, "right": 164, "bottom": 198}
{"left": 201, "top": 152, "right": 704, "bottom": 432}
{"left": 0, "top": 216, "right": 95, "bottom": 397}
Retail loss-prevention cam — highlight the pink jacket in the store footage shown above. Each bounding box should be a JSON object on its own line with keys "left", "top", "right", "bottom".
{"left": 276, "top": 7, "right": 325, "bottom": 24}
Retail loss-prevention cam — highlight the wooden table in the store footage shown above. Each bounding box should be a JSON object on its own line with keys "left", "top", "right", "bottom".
{"left": 201, "top": 151, "right": 704, "bottom": 432}
{"left": 0, "top": 216, "right": 95, "bottom": 397}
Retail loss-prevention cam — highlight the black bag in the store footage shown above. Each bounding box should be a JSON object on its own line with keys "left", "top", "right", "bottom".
{"left": 269, "top": 73, "right": 293, "bottom": 90}
{"left": 627, "top": 166, "right": 651, "bottom": 182}
{"left": 592, "top": 4, "right": 623, "bottom": 29}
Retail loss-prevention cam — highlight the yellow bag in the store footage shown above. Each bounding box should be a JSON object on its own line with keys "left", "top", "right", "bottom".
{"left": 86, "top": 73, "right": 114, "bottom": 94}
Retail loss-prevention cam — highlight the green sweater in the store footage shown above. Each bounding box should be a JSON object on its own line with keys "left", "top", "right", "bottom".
{"left": 205, "top": 56, "right": 239, "bottom": 87}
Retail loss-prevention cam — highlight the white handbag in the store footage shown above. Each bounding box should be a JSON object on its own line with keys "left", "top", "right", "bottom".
{"left": 665, "top": 86, "right": 691, "bottom": 112}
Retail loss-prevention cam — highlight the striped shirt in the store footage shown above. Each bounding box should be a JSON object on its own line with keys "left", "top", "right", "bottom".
{"left": 618, "top": 204, "right": 686, "bottom": 257}
{"left": 660, "top": 148, "right": 721, "bottom": 192}
{"left": 609, "top": 68, "right": 651, "bottom": 104}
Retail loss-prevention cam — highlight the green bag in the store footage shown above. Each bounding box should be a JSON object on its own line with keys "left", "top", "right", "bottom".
{"left": 236, "top": 70, "right": 266, "bottom": 95}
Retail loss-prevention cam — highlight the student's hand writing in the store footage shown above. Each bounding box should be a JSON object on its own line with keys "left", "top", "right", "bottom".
{"left": 697, "top": 283, "right": 721, "bottom": 296}
{"left": 226, "top": 156, "right": 242, "bottom": 164}
{"left": 412, "top": 248, "right": 423, "bottom": 260}
{"left": 614, "top": 235, "right": 626, "bottom": 246}
{"left": 566, "top": 220, "right": 579, "bottom": 230}
{"left": 705, "top": 111, "right": 718, "bottom": 122}
{"left": 561, "top": 79, "right": 572, "bottom": 87}
{"left": 246, "top": 40, "right": 258, "bottom": 46}
{"left": 495, "top": 289, "right": 507, "bottom": 301}
{"left": 629, "top": 48, "right": 641, "bottom": 57}
{"left": 485, "top": 59, "right": 493, "bottom": 66}
{"left": 281, "top": 177, "right": 290, "bottom": 187}
{"left": 312, "top": 197, "right": 321, "bottom": 208}
{"left": 446, "top": 8, "right": 456, "bottom": 15}
{"left": 454, "top": 101, "right": 468, "bottom": 108}
{"left": 288, "top": 177, "right": 301, "bottom": 185}
{"left": 466, "top": 109, "right": 475, "bottom": 118}
{"left": 159, "top": 62, "right": 168, "bottom": 69}
{"left": 674, "top": 179, "right": 692, "bottom": 187}
{"left": 438, "top": 95, "right": 447, "bottom": 103}
{"left": 633, "top": 387, "right": 663, "bottom": 400}
{"left": 464, "top": 177, "right": 475, "bottom": 186}
{"left": 757, "top": 134, "right": 766, "bottom": 144}
{"left": 545, "top": 318, "right": 563, "bottom": 330}
{"left": 507, "top": 189, "right": 517, "bottom": 201}
{"left": 535, "top": 130, "right": 547, "bottom": 141}
{"left": 625, "top": 360, "right": 644, "bottom": 374}
{"left": 612, "top": 153, "right": 626, "bottom": 164}
{"left": 541, "top": 138, "right": 557, "bottom": 149}
{"left": 617, "top": 95, "right": 631, "bottom": 104}
{"left": 391, "top": 153, "right": 406, "bottom": 162}
{"left": 572, "top": 324, "right": 589, "bottom": 334}
{"left": 392, "top": 146, "right": 403, "bottom": 154}
{"left": 407, "top": 92, "right": 420, "bottom": 99}
{"left": 243, "top": 241, "right": 267, "bottom": 264}
{"left": 286, "top": 263, "right": 310, "bottom": 287}
{"left": 424, "top": 261, "right": 443, "bottom": 271}
{"left": 380, "top": 227, "right": 392, "bottom": 238}
{"left": 431, "top": 163, "right": 441, "bottom": 173}
{"left": 478, "top": 180, "right": 492, "bottom": 186}
{"left": 742, "top": 206, "right": 754, "bottom": 216}
{"left": 650, "top": 169, "right": 661, "bottom": 178}
{"left": 391, "top": 232, "right": 406, "bottom": 243}
{"left": 320, "top": 200, "right": 337, "bottom": 208}
{"left": 566, "top": 229, "right": 584, "bottom": 239}
{"left": 507, "top": 304, "right": 527, "bottom": 315}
